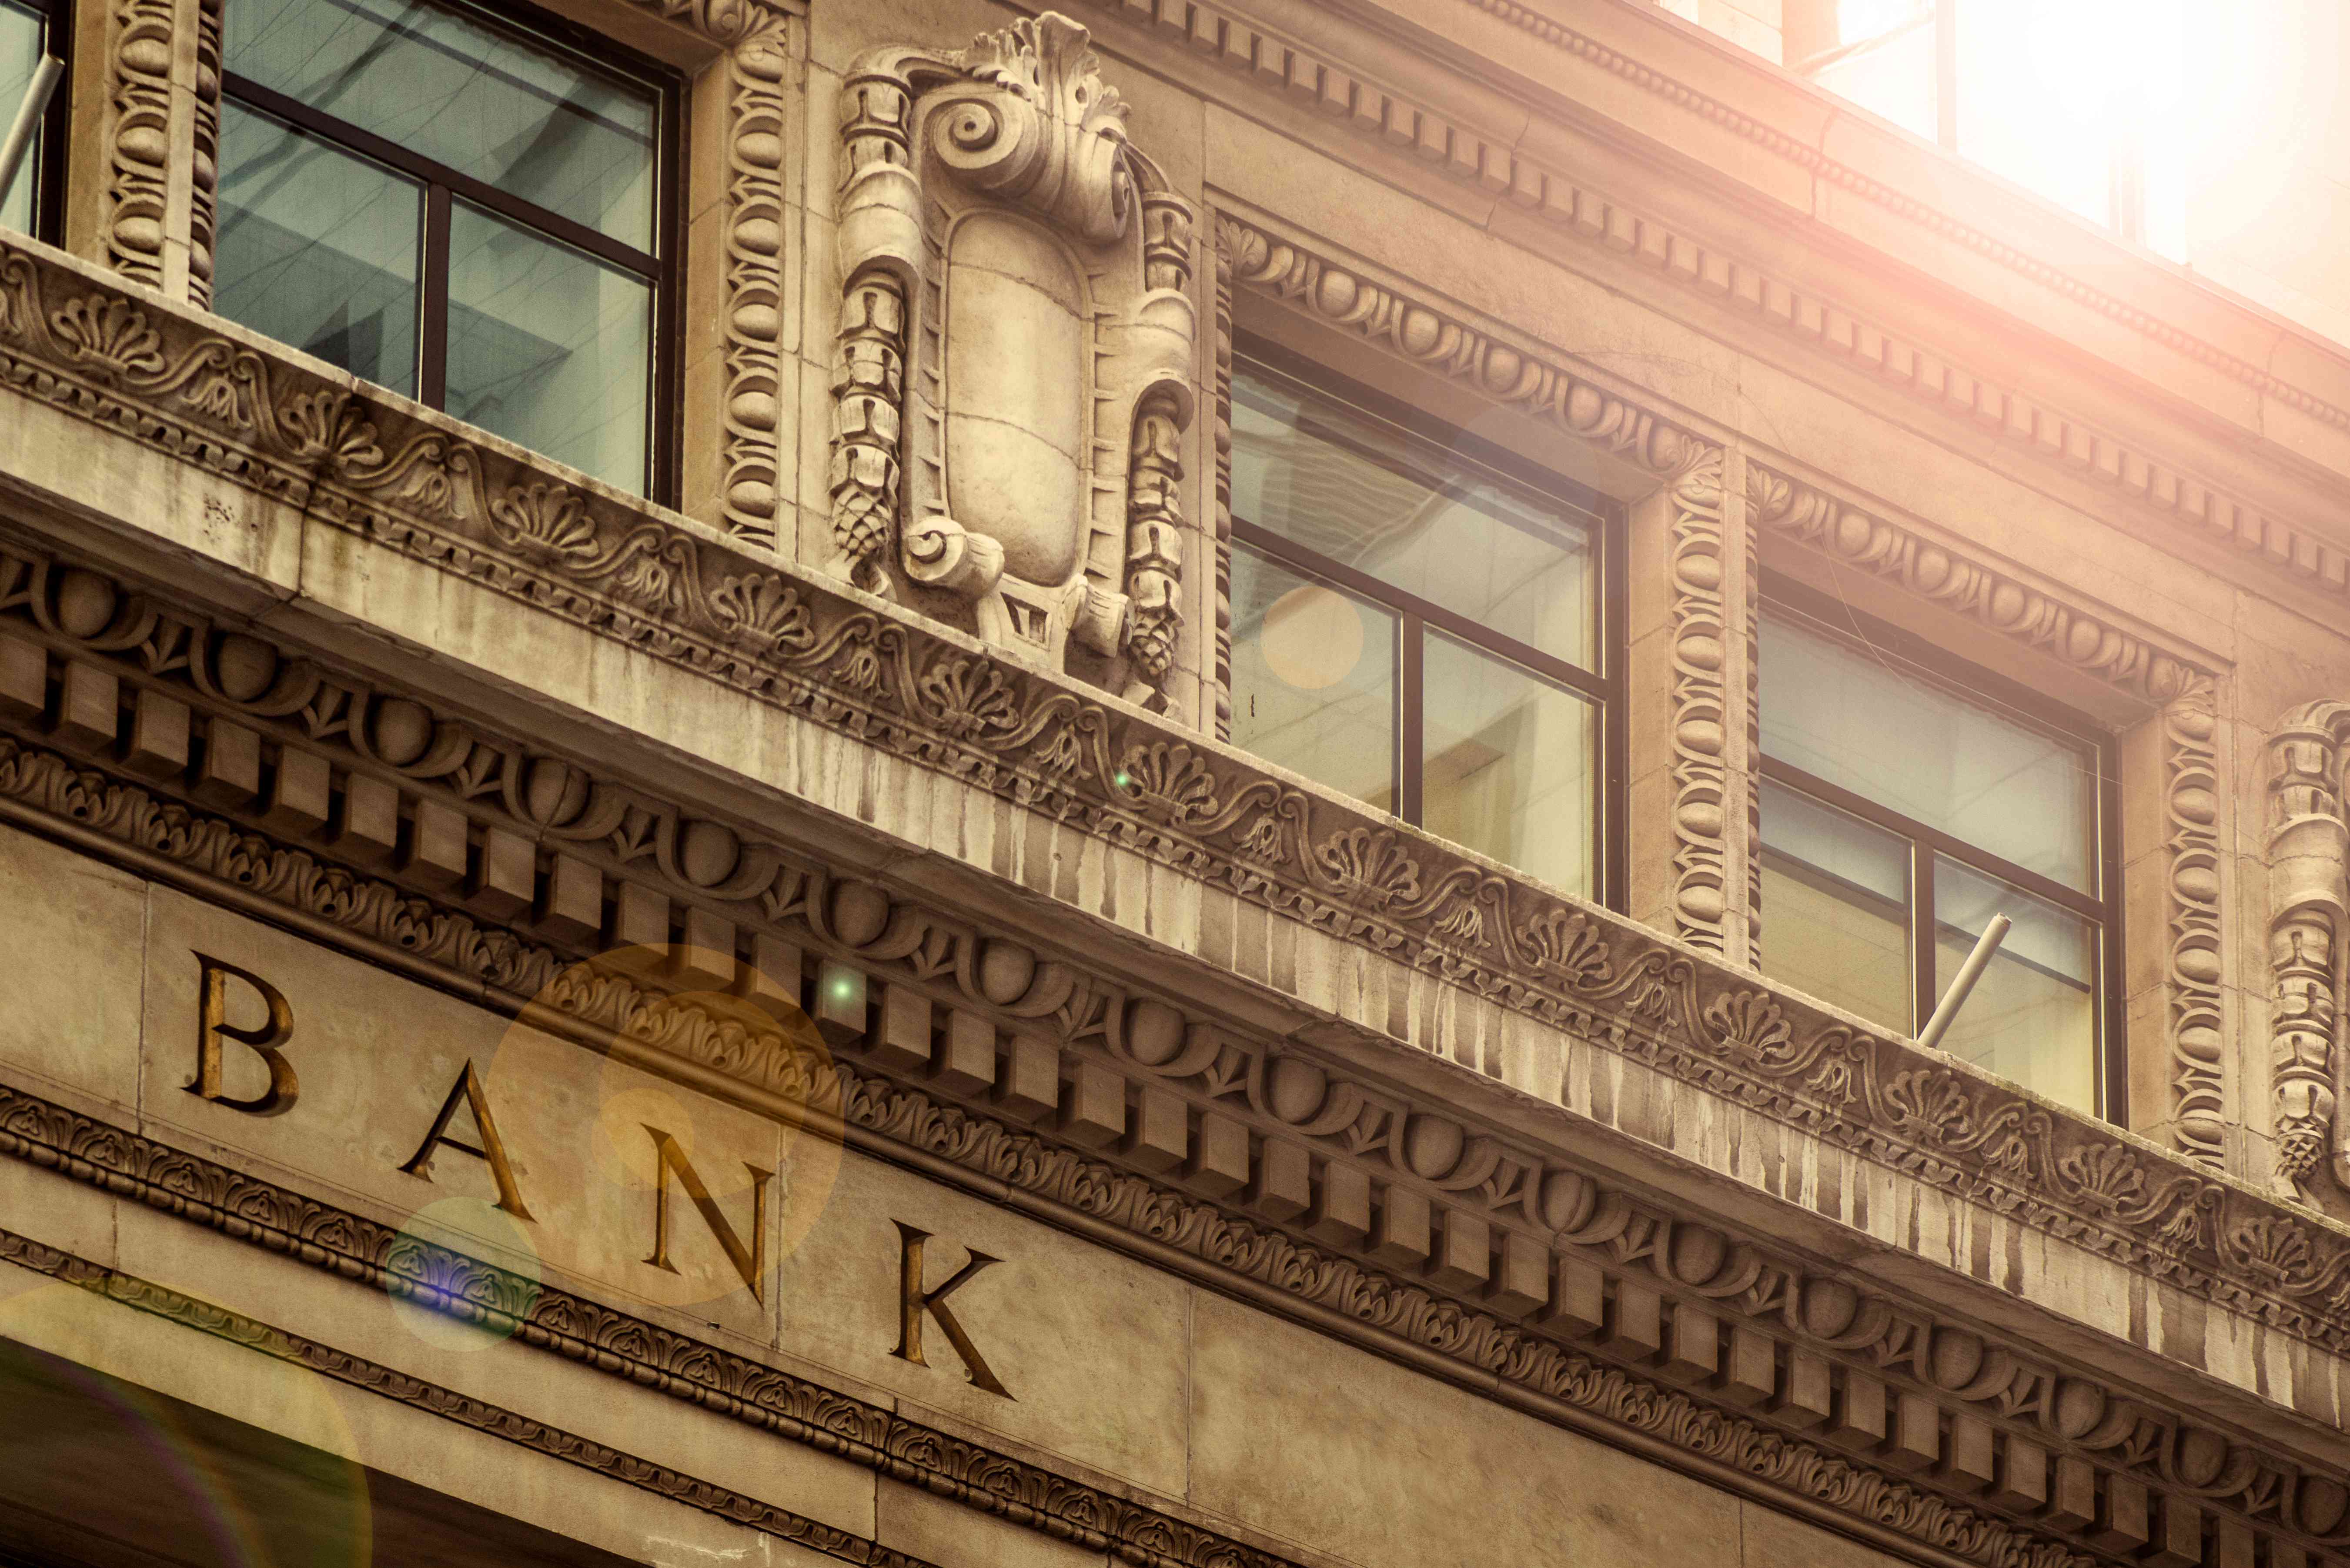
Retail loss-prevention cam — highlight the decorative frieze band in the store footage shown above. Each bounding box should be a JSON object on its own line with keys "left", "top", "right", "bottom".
{"left": 0, "top": 539, "right": 2347, "bottom": 1568}
{"left": 1076, "top": 0, "right": 2350, "bottom": 609}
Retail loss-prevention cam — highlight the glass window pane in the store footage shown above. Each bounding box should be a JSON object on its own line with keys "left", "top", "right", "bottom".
{"left": 1953, "top": 0, "right": 2115, "bottom": 228}
{"left": 226, "top": 0, "right": 657, "bottom": 248}
{"left": 215, "top": 103, "right": 421, "bottom": 396}
{"left": 0, "top": 0, "right": 44, "bottom": 233}
{"left": 1759, "top": 780, "right": 1913, "bottom": 1034}
{"left": 1933, "top": 857, "right": 2098, "bottom": 1114}
{"left": 1760, "top": 614, "right": 2097, "bottom": 891}
{"left": 1230, "top": 547, "right": 1397, "bottom": 814}
{"left": 445, "top": 201, "right": 651, "bottom": 493}
{"left": 1230, "top": 368, "right": 1596, "bottom": 669}
{"left": 1421, "top": 633, "right": 1596, "bottom": 896}
{"left": 1810, "top": 10, "right": 1937, "bottom": 143}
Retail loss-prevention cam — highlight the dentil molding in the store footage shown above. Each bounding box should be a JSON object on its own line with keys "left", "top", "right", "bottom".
{"left": 0, "top": 226, "right": 2282, "bottom": 1342}
{"left": 0, "top": 537, "right": 2346, "bottom": 1568}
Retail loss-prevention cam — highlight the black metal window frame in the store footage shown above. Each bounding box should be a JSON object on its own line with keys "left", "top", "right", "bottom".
{"left": 1784, "top": 1, "right": 2150, "bottom": 246}
{"left": 1229, "top": 335, "right": 1629, "bottom": 912}
{"left": 1759, "top": 575, "right": 2126, "bottom": 1119}
{"left": 2, "top": 0, "right": 71, "bottom": 244}
{"left": 219, "top": 0, "right": 685, "bottom": 503}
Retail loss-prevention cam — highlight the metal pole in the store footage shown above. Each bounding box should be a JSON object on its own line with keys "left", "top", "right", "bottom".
{"left": 1916, "top": 913, "right": 2010, "bottom": 1052}
{"left": 0, "top": 57, "right": 64, "bottom": 222}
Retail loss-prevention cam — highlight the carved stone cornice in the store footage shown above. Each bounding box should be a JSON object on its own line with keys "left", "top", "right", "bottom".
{"left": 1072, "top": 0, "right": 2350, "bottom": 616}
{"left": 0, "top": 224, "right": 2302, "bottom": 1344}
{"left": 0, "top": 224, "right": 2325, "bottom": 1339}
{"left": 2, "top": 539, "right": 2349, "bottom": 1568}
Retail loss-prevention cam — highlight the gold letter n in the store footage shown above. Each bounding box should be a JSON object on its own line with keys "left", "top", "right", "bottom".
{"left": 641, "top": 1127, "right": 772, "bottom": 1303}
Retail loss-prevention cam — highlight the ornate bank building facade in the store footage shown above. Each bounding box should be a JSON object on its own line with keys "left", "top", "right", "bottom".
{"left": 4, "top": 0, "right": 2350, "bottom": 1561}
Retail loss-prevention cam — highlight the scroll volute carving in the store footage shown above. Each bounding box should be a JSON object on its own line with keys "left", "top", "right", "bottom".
{"left": 2269, "top": 702, "right": 2350, "bottom": 1207}
{"left": 828, "top": 13, "right": 1197, "bottom": 712}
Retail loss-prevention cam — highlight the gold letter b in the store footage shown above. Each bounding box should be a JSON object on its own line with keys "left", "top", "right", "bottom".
{"left": 186, "top": 952, "right": 296, "bottom": 1116}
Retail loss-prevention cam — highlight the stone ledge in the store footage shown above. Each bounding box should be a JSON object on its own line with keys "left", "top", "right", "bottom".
{"left": 0, "top": 525, "right": 2346, "bottom": 1565}
{"left": 0, "top": 231, "right": 2343, "bottom": 1378}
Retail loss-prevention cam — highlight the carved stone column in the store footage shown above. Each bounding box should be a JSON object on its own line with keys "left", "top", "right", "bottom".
{"left": 2267, "top": 702, "right": 2350, "bottom": 1206}
{"left": 68, "top": 0, "right": 221, "bottom": 303}
{"left": 1629, "top": 444, "right": 1758, "bottom": 965}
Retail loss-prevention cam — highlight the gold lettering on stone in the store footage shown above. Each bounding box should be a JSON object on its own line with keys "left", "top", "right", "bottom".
{"left": 398, "top": 1061, "right": 535, "bottom": 1221}
{"left": 891, "top": 1219, "right": 1011, "bottom": 1399}
{"left": 185, "top": 951, "right": 297, "bottom": 1115}
{"left": 640, "top": 1126, "right": 772, "bottom": 1302}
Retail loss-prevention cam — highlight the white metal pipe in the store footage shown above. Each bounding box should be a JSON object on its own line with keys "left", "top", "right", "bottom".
{"left": 1915, "top": 912, "right": 2011, "bottom": 1053}
{"left": 0, "top": 56, "right": 64, "bottom": 222}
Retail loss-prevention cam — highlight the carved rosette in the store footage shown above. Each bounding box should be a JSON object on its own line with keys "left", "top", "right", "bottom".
{"left": 2269, "top": 702, "right": 2350, "bottom": 1201}
{"left": 824, "top": 13, "right": 1197, "bottom": 711}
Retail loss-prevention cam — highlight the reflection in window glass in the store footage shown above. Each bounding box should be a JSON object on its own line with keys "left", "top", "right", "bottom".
{"left": 1230, "top": 372, "right": 1595, "bottom": 669}
{"left": 1758, "top": 779, "right": 1912, "bottom": 1034}
{"left": 215, "top": 0, "right": 664, "bottom": 494}
{"left": 447, "top": 203, "right": 651, "bottom": 491}
{"left": 215, "top": 104, "right": 422, "bottom": 395}
{"left": 1759, "top": 614, "right": 2096, "bottom": 891}
{"left": 1422, "top": 634, "right": 1595, "bottom": 896}
{"left": 1231, "top": 547, "right": 1396, "bottom": 814}
{"left": 1935, "top": 858, "right": 2098, "bottom": 1114}
{"left": 225, "top": 0, "right": 656, "bottom": 248}
{"left": 0, "top": 0, "right": 50, "bottom": 234}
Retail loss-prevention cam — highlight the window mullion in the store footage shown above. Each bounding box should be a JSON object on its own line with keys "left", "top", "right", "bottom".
{"left": 419, "top": 184, "right": 451, "bottom": 410}
{"left": 1399, "top": 612, "right": 1423, "bottom": 827}
{"left": 1910, "top": 840, "right": 1937, "bottom": 1038}
{"left": 1935, "top": 0, "right": 1959, "bottom": 150}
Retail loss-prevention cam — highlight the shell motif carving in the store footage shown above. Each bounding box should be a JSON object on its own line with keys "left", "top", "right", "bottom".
{"left": 826, "top": 13, "right": 1196, "bottom": 713}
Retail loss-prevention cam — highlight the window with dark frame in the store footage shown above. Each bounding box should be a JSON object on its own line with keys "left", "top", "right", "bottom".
{"left": 1756, "top": 585, "right": 2123, "bottom": 1119}
{"left": 0, "top": 0, "right": 67, "bottom": 241}
{"left": 214, "top": 0, "right": 678, "bottom": 499}
{"left": 1226, "top": 345, "right": 1625, "bottom": 908}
